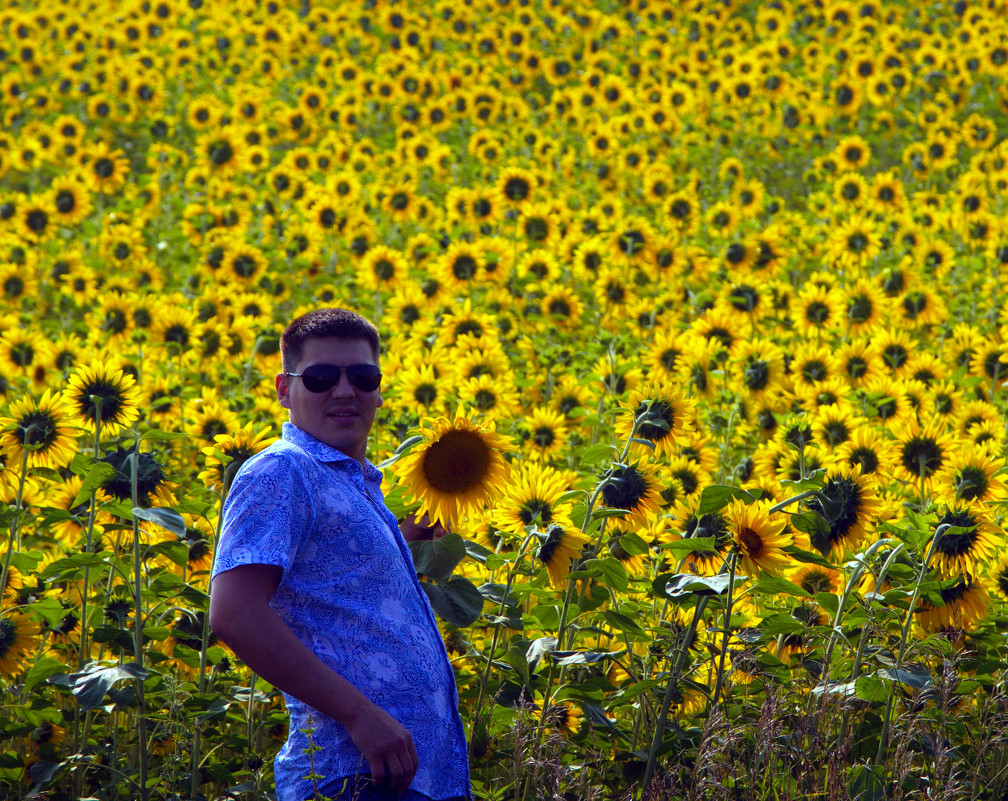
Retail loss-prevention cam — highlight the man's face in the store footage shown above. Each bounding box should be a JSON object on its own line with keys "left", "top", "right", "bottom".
{"left": 276, "top": 337, "right": 383, "bottom": 464}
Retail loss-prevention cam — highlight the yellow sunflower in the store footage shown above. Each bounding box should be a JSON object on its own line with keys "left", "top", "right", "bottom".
{"left": 0, "top": 390, "right": 79, "bottom": 470}
{"left": 199, "top": 423, "right": 276, "bottom": 493}
{"left": 63, "top": 361, "right": 141, "bottom": 437}
{"left": 930, "top": 503, "right": 998, "bottom": 577}
{"left": 0, "top": 611, "right": 39, "bottom": 678}
{"left": 537, "top": 522, "right": 590, "bottom": 588}
{"left": 726, "top": 499, "right": 791, "bottom": 576}
{"left": 616, "top": 379, "right": 697, "bottom": 458}
{"left": 392, "top": 407, "right": 512, "bottom": 529}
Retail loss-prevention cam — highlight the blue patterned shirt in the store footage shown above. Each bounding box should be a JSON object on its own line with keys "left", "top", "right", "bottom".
{"left": 212, "top": 423, "right": 471, "bottom": 801}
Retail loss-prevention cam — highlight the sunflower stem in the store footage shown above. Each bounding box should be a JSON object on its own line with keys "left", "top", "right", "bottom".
{"left": 74, "top": 408, "right": 102, "bottom": 796}
{"left": 191, "top": 475, "right": 233, "bottom": 801}
{"left": 815, "top": 539, "right": 893, "bottom": 735}
{"left": 470, "top": 529, "right": 538, "bottom": 763}
{"left": 768, "top": 489, "right": 818, "bottom": 515}
{"left": 709, "top": 552, "right": 738, "bottom": 710}
{"left": 838, "top": 543, "right": 905, "bottom": 748}
{"left": 641, "top": 594, "right": 713, "bottom": 798}
{"left": 130, "top": 442, "right": 150, "bottom": 801}
{"left": 0, "top": 448, "right": 29, "bottom": 610}
{"left": 875, "top": 523, "right": 947, "bottom": 765}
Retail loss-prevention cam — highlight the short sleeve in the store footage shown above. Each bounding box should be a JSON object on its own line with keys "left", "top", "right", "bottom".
{"left": 211, "top": 448, "right": 314, "bottom": 579}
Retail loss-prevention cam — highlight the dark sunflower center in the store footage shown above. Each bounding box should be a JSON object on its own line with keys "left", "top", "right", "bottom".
{"left": 208, "top": 140, "right": 234, "bottom": 165}
{"left": 473, "top": 389, "right": 497, "bottom": 410}
{"left": 935, "top": 510, "right": 979, "bottom": 556}
{"left": 74, "top": 378, "right": 126, "bottom": 422}
{"left": 738, "top": 526, "right": 764, "bottom": 557}
{"left": 799, "top": 569, "right": 833, "bottom": 594}
{"left": 164, "top": 324, "right": 189, "bottom": 346}
{"left": 15, "top": 410, "right": 59, "bottom": 448}
{"left": 533, "top": 426, "right": 555, "bottom": 447}
{"left": 520, "top": 497, "right": 554, "bottom": 525}
{"left": 823, "top": 420, "right": 850, "bottom": 445}
{"left": 801, "top": 360, "right": 827, "bottom": 382}
{"left": 4, "top": 276, "right": 24, "bottom": 298}
{"left": 684, "top": 512, "right": 731, "bottom": 556}
{"left": 808, "top": 477, "right": 864, "bottom": 545}
{"left": 26, "top": 209, "right": 48, "bottom": 232}
{"left": 549, "top": 298, "right": 571, "bottom": 317}
{"left": 900, "top": 437, "right": 944, "bottom": 478}
{"left": 524, "top": 217, "right": 548, "bottom": 242}
{"left": 954, "top": 466, "right": 989, "bottom": 502}
{"left": 602, "top": 464, "right": 650, "bottom": 512}
{"left": 501, "top": 177, "right": 532, "bottom": 202}
{"left": 420, "top": 429, "right": 492, "bottom": 494}
{"left": 538, "top": 524, "right": 565, "bottom": 563}
{"left": 744, "top": 359, "right": 770, "bottom": 390}
{"left": 100, "top": 448, "right": 165, "bottom": 504}
{"left": 414, "top": 383, "right": 437, "bottom": 406}
{"left": 729, "top": 285, "right": 759, "bottom": 312}
{"left": 0, "top": 618, "right": 16, "bottom": 649}
{"left": 94, "top": 158, "right": 114, "bottom": 178}
{"left": 452, "top": 255, "right": 478, "bottom": 280}
{"left": 847, "top": 232, "right": 869, "bottom": 252}
{"left": 104, "top": 309, "right": 128, "bottom": 333}
{"left": 635, "top": 399, "right": 675, "bottom": 443}
{"left": 939, "top": 577, "right": 971, "bottom": 604}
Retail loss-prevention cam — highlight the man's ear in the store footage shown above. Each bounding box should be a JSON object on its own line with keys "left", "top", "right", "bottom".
{"left": 276, "top": 373, "right": 292, "bottom": 409}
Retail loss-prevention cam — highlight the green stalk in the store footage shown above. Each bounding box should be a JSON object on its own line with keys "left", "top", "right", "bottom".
{"left": 708, "top": 553, "right": 738, "bottom": 709}
{"left": 190, "top": 473, "right": 233, "bottom": 801}
{"left": 130, "top": 446, "right": 150, "bottom": 801}
{"left": 641, "top": 594, "right": 712, "bottom": 797}
{"left": 768, "top": 490, "right": 818, "bottom": 514}
{"left": 469, "top": 528, "right": 538, "bottom": 762}
{"left": 0, "top": 449, "right": 30, "bottom": 606}
{"left": 875, "top": 523, "right": 947, "bottom": 765}
{"left": 813, "top": 539, "right": 894, "bottom": 736}
{"left": 74, "top": 408, "right": 103, "bottom": 795}
{"left": 818, "top": 539, "right": 895, "bottom": 683}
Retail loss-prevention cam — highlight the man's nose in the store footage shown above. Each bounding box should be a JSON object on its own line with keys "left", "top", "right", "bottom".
{"left": 328, "top": 371, "right": 355, "bottom": 394}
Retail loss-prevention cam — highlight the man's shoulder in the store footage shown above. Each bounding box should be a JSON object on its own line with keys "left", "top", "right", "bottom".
{"left": 232, "top": 437, "right": 314, "bottom": 483}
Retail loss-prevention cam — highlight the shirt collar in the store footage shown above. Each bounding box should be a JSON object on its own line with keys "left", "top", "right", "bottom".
{"left": 281, "top": 422, "right": 383, "bottom": 483}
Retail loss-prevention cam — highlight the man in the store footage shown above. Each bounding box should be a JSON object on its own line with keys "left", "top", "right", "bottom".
{"left": 209, "top": 308, "right": 470, "bottom": 801}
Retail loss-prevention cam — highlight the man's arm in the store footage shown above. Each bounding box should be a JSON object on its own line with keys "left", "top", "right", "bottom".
{"left": 208, "top": 564, "right": 419, "bottom": 795}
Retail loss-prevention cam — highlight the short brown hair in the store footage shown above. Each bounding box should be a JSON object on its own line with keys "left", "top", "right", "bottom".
{"left": 280, "top": 308, "right": 380, "bottom": 371}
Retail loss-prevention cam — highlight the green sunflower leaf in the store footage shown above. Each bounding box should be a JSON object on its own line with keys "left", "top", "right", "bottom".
{"left": 658, "top": 572, "right": 745, "bottom": 598}
{"left": 876, "top": 665, "right": 931, "bottom": 690}
{"left": 71, "top": 462, "right": 116, "bottom": 508}
{"left": 580, "top": 442, "right": 617, "bottom": 466}
{"left": 133, "top": 506, "right": 186, "bottom": 538}
{"left": 420, "top": 576, "right": 483, "bottom": 627}
{"left": 696, "top": 485, "right": 757, "bottom": 515}
{"left": 410, "top": 531, "right": 467, "bottom": 582}
{"left": 65, "top": 661, "right": 149, "bottom": 711}
{"left": 750, "top": 575, "right": 811, "bottom": 598}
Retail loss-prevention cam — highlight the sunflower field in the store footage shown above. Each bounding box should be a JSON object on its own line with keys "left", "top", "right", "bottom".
{"left": 3, "top": 0, "right": 1008, "bottom": 798}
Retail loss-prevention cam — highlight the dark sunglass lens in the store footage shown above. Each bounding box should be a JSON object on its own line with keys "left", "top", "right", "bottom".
{"left": 298, "top": 365, "right": 380, "bottom": 393}
{"left": 347, "top": 365, "right": 382, "bottom": 391}
{"left": 301, "top": 366, "right": 339, "bottom": 393}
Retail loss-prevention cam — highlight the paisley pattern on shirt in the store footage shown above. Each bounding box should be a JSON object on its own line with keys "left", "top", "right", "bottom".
{"left": 212, "top": 423, "right": 471, "bottom": 801}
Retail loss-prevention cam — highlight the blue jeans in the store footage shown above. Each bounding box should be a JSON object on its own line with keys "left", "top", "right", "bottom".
{"left": 314, "top": 775, "right": 468, "bottom": 801}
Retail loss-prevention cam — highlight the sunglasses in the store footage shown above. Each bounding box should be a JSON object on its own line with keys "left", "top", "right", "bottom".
{"left": 285, "top": 363, "right": 382, "bottom": 393}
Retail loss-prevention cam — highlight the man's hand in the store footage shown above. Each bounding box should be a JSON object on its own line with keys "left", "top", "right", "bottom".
{"left": 345, "top": 701, "right": 419, "bottom": 796}
{"left": 399, "top": 511, "right": 449, "bottom": 543}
